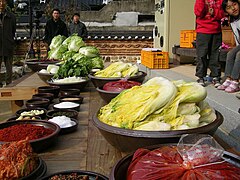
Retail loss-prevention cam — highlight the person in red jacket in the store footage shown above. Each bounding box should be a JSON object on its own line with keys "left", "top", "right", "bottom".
{"left": 194, "top": 0, "right": 225, "bottom": 86}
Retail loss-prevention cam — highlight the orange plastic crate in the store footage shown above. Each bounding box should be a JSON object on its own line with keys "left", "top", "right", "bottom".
{"left": 180, "top": 30, "right": 196, "bottom": 48}
{"left": 141, "top": 50, "right": 169, "bottom": 69}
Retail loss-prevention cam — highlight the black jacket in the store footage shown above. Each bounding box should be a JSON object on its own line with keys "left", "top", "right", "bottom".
{"left": 44, "top": 18, "right": 68, "bottom": 45}
{"left": 0, "top": 11, "right": 16, "bottom": 57}
{"left": 69, "top": 21, "right": 88, "bottom": 39}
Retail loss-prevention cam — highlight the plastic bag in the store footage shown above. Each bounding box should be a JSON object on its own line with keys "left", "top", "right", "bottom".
{"left": 177, "top": 134, "right": 224, "bottom": 168}
{"left": 127, "top": 134, "right": 240, "bottom": 180}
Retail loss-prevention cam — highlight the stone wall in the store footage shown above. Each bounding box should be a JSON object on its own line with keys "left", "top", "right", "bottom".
{"left": 14, "top": 39, "right": 153, "bottom": 63}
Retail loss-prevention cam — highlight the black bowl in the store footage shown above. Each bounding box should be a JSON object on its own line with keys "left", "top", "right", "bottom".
{"left": 21, "top": 157, "right": 47, "bottom": 180}
{"left": 26, "top": 98, "right": 50, "bottom": 109}
{"left": 109, "top": 144, "right": 240, "bottom": 180}
{"left": 15, "top": 107, "right": 47, "bottom": 119}
{"left": 46, "top": 109, "right": 78, "bottom": 119}
{"left": 37, "top": 71, "right": 54, "bottom": 83}
{"left": 26, "top": 59, "right": 60, "bottom": 72}
{"left": 38, "top": 86, "right": 60, "bottom": 98}
{"left": 40, "top": 170, "right": 108, "bottom": 180}
{"left": 0, "top": 120, "right": 60, "bottom": 152}
{"left": 48, "top": 118, "right": 78, "bottom": 135}
{"left": 60, "top": 88, "right": 81, "bottom": 96}
{"left": 59, "top": 95, "right": 84, "bottom": 104}
{"left": 47, "top": 78, "right": 90, "bottom": 91}
{"left": 32, "top": 93, "right": 54, "bottom": 102}
{"left": 96, "top": 87, "right": 121, "bottom": 103}
{"left": 92, "top": 110, "right": 224, "bottom": 152}
{"left": 88, "top": 71, "right": 147, "bottom": 88}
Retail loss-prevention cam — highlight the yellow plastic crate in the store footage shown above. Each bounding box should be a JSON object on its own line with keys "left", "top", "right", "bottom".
{"left": 180, "top": 30, "right": 196, "bottom": 48}
{"left": 141, "top": 49, "right": 169, "bottom": 69}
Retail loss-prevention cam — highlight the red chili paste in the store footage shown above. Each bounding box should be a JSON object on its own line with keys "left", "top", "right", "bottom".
{"left": 0, "top": 124, "right": 54, "bottom": 141}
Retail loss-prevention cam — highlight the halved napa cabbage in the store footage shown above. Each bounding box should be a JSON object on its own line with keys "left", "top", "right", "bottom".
{"left": 98, "top": 77, "right": 177, "bottom": 129}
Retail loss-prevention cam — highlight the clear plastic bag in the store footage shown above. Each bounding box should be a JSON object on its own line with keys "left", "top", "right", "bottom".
{"left": 177, "top": 134, "right": 224, "bottom": 168}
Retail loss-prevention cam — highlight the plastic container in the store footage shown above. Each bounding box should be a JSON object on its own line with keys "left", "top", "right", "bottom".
{"left": 180, "top": 30, "right": 196, "bottom": 48}
{"left": 141, "top": 49, "right": 169, "bottom": 69}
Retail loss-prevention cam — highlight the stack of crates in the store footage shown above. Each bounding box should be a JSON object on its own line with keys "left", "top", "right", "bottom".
{"left": 180, "top": 30, "right": 196, "bottom": 48}
{"left": 141, "top": 48, "right": 169, "bottom": 69}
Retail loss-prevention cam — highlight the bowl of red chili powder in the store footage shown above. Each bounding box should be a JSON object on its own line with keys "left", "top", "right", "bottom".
{"left": 0, "top": 120, "right": 60, "bottom": 152}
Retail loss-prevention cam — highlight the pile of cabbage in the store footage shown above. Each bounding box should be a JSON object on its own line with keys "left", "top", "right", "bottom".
{"left": 94, "top": 62, "right": 139, "bottom": 77}
{"left": 98, "top": 77, "right": 216, "bottom": 131}
{"left": 48, "top": 34, "right": 104, "bottom": 74}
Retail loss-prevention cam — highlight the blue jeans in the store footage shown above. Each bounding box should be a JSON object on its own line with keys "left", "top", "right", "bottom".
{"left": 195, "top": 33, "right": 222, "bottom": 78}
{"left": 225, "top": 45, "right": 240, "bottom": 80}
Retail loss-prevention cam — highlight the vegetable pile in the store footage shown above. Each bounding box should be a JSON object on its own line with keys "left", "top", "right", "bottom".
{"left": 98, "top": 77, "right": 216, "bottom": 130}
{"left": 94, "top": 62, "right": 139, "bottom": 78}
{"left": 48, "top": 34, "right": 104, "bottom": 78}
{"left": 0, "top": 140, "right": 38, "bottom": 179}
{"left": 127, "top": 145, "right": 240, "bottom": 180}
{"left": 103, "top": 79, "right": 141, "bottom": 92}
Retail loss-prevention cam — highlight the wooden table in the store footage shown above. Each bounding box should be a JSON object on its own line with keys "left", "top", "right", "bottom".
{"left": 0, "top": 73, "right": 46, "bottom": 113}
{"left": 39, "top": 86, "right": 125, "bottom": 177}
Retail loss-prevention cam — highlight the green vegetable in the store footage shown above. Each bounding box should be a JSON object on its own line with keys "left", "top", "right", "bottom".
{"left": 49, "top": 35, "right": 66, "bottom": 50}
{"left": 48, "top": 45, "right": 68, "bottom": 60}
{"left": 62, "top": 33, "right": 78, "bottom": 46}
{"left": 79, "top": 46, "right": 100, "bottom": 58}
{"left": 91, "top": 56, "right": 104, "bottom": 69}
{"left": 62, "top": 51, "right": 77, "bottom": 61}
{"left": 68, "top": 36, "right": 85, "bottom": 52}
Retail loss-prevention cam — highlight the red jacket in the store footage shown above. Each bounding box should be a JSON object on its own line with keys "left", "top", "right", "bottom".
{"left": 194, "top": 0, "right": 225, "bottom": 34}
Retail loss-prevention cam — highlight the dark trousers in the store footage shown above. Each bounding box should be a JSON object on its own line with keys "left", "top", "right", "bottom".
{"left": 0, "top": 56, "right": 13, "bottom": 84}
{"left": 195, "top": 33, "right": 222, "bottom": 78}
{"left": 225, "top": 45, "right": 240, "bottom": 80}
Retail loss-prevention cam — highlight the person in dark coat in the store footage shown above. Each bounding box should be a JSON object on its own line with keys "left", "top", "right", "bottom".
{"left": 44, "top": 8, "right": 68, "bottom": 47}
{"left": 69, "top": 13, "right": 88, "bottom": 40}
{"left": 0, "top": 0, "right": 16, "bottom": 85}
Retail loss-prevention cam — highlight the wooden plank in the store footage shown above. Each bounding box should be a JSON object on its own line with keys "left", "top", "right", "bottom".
{"left": 0, "top": 87, "right": 37, "bottom": 100}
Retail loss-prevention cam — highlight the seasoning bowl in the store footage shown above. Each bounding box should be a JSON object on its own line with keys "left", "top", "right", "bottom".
{"left": 38, "top": 86, "right": 60, "bottom": 98}
{"left": 22, "top": 157, "right": 47, "bottom": 180}
{"left": 15, "top": 107, "right": 47, "bottom": 120}
{"left": 40, "top": 170, "right": 108, "bottom": 180}
{"left": 92, "top": 110, "right": 224, "bottom": 152}
{"left": 26, "top": 98, "right": 50, "bottom": 109}
{"left": 46, "top": 109, "right": 78, "bottom": 119}
{"left": 32, "top": 93, "right": 54, "bottom": 102}
{"left": 48, "top": 117, "right": 78, "bottom": 135}
{"left": 60, "top": 89, "right": 81, "bottom": 96}
{"left": 88, "top": 71, "right": 147, "bottom": 88}
{"left": 0, "top": 120, "right": 60, "bottom": 152}
{"left": 109, "top": 144, "right": 240, "bottom": 180}
{"left": 96, "top": 87, "right": 121, "bottom": 103}
{"left": 59, "top": 95, "right": 84, "bottom": 104}
{"left": 47, "top": 78, "right": 89, "bottom": 91}
{"left": 52, "top": 102, "right": 81, "bottom": 112}
{"left": 37, "top": 71, "right": 54, "bottom": 83}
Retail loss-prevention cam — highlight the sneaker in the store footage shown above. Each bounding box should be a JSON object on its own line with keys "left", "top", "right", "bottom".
{"left": 217, "top": 79, "right": 231, "bottom": 90}
{"left": 212, "top": 77, "right": 221, "bottom": 88}
{"left": 197, "top": 78, "right": 206, "bottom": 87}
{"left": 225, "top": 81, "right": 240, "bottom": 93}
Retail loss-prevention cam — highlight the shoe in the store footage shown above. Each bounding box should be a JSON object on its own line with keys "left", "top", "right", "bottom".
{"left": 197, "top": 78, "right": 206, "bottom": 87}
{"left": 212, "top": 77, "right": 221, "bottom": 88}
{"left": 236, "top": 93, "right": 240, "bottom": 100}
{"left": 217, "top": 79, "right": 231, "bottom": 90}
{"left": 225, "top": 81, "right": 240, "bottom": 93}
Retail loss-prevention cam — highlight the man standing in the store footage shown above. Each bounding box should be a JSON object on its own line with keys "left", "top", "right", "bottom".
{"left": 0, "top": 0, "right": 16, "bottom": 86}
{"left": 69, "top": 13, "right": 88, "bottom": 40}
{"left": 44, "top": 8, "right": 68, "bottom": 47}
{"left": 194, "top": 0, "right": 225, "bottom": 87}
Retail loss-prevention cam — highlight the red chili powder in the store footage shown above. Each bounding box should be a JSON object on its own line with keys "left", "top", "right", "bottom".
{"left": 0, "top": 124, "right": 54, "bottom": 141}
